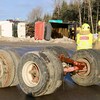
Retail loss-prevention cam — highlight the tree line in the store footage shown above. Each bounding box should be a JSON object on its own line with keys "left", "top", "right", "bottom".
{"left": 27, "top": 0, "right": 100, "bottom": 33}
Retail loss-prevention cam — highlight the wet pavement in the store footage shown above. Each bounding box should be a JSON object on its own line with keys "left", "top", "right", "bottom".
{"left": 0, "top": 74, "right": 100, "bottom": 100}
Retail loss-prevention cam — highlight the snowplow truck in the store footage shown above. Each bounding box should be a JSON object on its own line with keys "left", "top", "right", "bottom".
{"left": 0, "top": 46, "right": 100, "bottom": 97}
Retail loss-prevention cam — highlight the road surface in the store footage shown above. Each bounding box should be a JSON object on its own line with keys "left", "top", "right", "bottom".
{"left": 0, "top": 74, "right": 100, "bottom": 100}
{"left": 0, "top": 42, "right": 100, "bottom": 100}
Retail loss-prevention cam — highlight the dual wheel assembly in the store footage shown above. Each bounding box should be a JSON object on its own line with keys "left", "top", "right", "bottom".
{"left": 17, "top": 47, "right": 100, "bottom": 97}
{"left": 0, "top": 46, "right": 100, "bottom": 97}
{"left": 17, "top": 46, "right": 69, "bottom": 97}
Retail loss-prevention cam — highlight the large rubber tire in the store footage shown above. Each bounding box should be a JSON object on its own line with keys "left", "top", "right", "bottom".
{"left": 45, "top": 46, "right": 69, "bottom": 57}
{"left": 44, "top": 46, "right": 70, "bottom": 71}
{"left": 0, "top": 49, "right": 19, "bottom": 88}
{"left": 71, "top": 49, "right": 100, "bottom": 86}
{"left": 38, "top": 49, "right": 63, "bottom": 95}
{"left": 7, "top": 50, "right": 20, "bottom": 86}
{"left": 17, "top": 52, "right": 49, "bottom": 97}
{"left": 87, "top": 49, "right": 100, "bottom": 84}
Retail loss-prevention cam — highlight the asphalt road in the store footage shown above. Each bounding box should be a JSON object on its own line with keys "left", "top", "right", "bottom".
{"left": 0, "top": 74, "right": 100, "bottom": 100}
{"left": 0, "top": 42, "right": 100, "bottom": 100}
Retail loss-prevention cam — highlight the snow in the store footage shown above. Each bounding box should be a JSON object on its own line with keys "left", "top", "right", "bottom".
{"left": 0, "top": 36, "right": 75, "bottom": 44}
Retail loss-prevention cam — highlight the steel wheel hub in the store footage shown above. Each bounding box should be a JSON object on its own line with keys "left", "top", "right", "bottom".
{"left": 22, "top": 61, "right": 40, "bottom": 87}
{"left": 76, "top": 59, "right": 90, "bottom": 77}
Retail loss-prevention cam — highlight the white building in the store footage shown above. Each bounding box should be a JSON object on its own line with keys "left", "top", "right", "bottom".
{"left": 0, "top": 21, "right": 13, "bottom": 37}
{"left": 17, "top": 22, "right": 26, "bottom": 38}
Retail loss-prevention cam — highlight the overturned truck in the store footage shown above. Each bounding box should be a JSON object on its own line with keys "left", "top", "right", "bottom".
{"left": 0, "top": 46, "right": 100, "bottom": 97}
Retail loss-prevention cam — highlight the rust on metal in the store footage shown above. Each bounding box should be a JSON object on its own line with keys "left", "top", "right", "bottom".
{"left": 59, "top": 54, "right": 87, "bottom": 74}
{"left": 29, "top": 64, "right": 39, "bottom": 83}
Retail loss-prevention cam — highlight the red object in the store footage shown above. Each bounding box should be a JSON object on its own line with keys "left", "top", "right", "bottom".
{"left": 80, "top": 36, "right": 89, "bottom": 40}
{"left": 34, "top": 21, "right": 45, "bottom": 40}
{"left": 64, "top": 66, "right": 79, "bottom": 73}
{"left": 59, "top": 54, "right": 86, "bottom": 74}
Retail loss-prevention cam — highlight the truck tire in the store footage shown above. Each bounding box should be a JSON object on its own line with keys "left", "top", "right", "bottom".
{"left": 45, "top": 46, "right": 69, "bottom": 57}
{"left": 44, "top": 46, "right": 70, "bottom": 70}
{"left": 71, "top": 49, "right": 100, "bottom": 86}
{"left": 86, "top": 49, "right": 100, "bottom": 84}
{"left": 39, "top": 49, "right": 63, "bottom": 95}
{"left": 17, "top": 52, "right": 49, "bottom": 97}
{"left": 7, "top": 50, "right": 20, "bottom": 86}
{"left": 0, "top": 49, "right": 19, "bottom": 88}
{"left": 44, "top": 23, "right": 52, "bottom": 41}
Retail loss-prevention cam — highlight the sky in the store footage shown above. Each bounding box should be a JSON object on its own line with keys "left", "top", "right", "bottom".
{"left": 0, "top": 0, "right": 57, "bottom": 21}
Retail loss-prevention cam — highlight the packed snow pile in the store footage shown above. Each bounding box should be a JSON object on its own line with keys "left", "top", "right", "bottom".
{"left": 0, "top": 36, "right": 75, "bottom": 44}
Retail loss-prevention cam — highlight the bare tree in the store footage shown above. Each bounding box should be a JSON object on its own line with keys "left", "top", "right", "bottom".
{"left": 27, "top": 6, "right": 43, "bottom": 23}
{"left": 52, "top": 0, "right": 63, "bottom": 18}
{"left": 81, "top": 0, "right": 94, "bottom": 33}
{"left": 53, "top": 0, "right": 63, "bottom": 6}
{"left": 43, "top": 13, "right": 52, "bottom": 22}
{"left": 88, "top": 0, "right": 94, "bottom": 34}
{"left": 96, "top": 2, "right": 99, "bottom": 33}
{"left": 74, "top": 0, "right": 82, "bottom": 26}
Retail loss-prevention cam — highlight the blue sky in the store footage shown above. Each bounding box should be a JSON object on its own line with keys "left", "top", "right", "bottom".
{"left": 0, "top": 0, "right": 56, "bottom": 21}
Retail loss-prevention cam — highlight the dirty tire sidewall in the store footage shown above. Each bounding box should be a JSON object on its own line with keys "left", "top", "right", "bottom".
{"left": 39, "top": 49, "right": 63, "bottom": 95}
{"left": 71, "top": 49, "right": 100, "bottom": 86}
{"left": 0, "top": 50, "right": 15, "bottom": 87}
{"left": 45, "top": 46, "right": 69, "bottom": 57}
{"left": 86, "top": 49, "right": 100, "bottom": 84}
{"left": 6, "top": 50, "right": 20, "bottom": 86}
{"left": 17, "top": 52, "right": 49, "bottom": 97}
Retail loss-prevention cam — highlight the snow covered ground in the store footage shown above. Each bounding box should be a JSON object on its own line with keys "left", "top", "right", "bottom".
{"left": 0, "top": 36, "right": 75, "bottom": 43}
{"left": 0, "top": 36, "right": 76, "bottom": 50}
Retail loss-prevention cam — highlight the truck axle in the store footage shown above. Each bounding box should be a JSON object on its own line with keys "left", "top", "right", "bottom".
{"left": 59, "top": 54, "right": 87, "bottom": 74}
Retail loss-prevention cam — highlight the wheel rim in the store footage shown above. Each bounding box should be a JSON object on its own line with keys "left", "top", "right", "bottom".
{"left": 76, "top": 59, "right": 90, "bottom": 77}
{"left": 22, "top": 61, "right": 40, "bottom": 87}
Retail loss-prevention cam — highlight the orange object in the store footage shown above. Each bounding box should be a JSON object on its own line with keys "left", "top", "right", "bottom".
{"left": 34, "top": 21, "right": 45, "bottom": 40}
{"left": 59, "top": 54, "right": 86, "bottom": 74}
